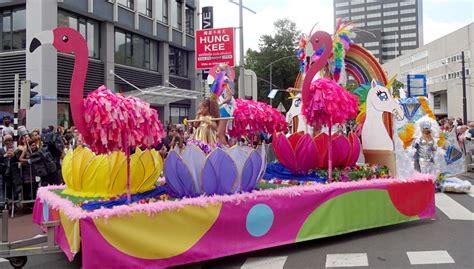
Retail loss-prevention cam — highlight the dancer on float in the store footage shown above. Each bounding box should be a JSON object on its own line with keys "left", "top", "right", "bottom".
{"left": 214, "top": 63, "right": 236, "bottom": 145}
{"left": 411, "top": 119, "right": 441, "bottom": 174}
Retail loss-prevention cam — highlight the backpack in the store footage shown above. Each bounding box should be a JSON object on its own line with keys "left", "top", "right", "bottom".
{"left": 30, "top": 149, "right": 57, "bottom": 177}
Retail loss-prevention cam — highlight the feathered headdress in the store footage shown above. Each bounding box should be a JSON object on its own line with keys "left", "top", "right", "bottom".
{"left": 332, "top": 19, "right": 355, "bottom": 84}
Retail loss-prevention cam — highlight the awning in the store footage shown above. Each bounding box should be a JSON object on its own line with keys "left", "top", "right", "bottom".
{"left": 124, "top": 86, "right": 203, "bottom": 105}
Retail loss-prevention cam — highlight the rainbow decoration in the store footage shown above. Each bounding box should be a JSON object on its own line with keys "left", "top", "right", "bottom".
{"left": 345, "top": 44, "right": 388, "bottom": 86}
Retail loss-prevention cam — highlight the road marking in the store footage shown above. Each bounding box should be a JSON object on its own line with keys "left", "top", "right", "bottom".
{"left": 469, "top": 189, "right": 474, "bottom": 197}
{"left": 407, "top": 250, "right": 455, "bottom": 265}
{"left": 435, "top": 193, "right": 474, "bottom": 220}
{"left": 0, "top": 258, "right": 8, "bottom": 263}
{"left": 241, "top": 256, "right": 287, "bottom": 269}
{"left": 325, "top": 253, "right": 369, "bottom": 267}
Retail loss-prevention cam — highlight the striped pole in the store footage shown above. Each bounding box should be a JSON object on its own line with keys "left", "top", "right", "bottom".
{"left": 13, "top": 74, "right": 19, "bottom": 148}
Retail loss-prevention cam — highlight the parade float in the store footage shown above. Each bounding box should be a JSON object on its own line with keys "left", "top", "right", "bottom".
{"left": 28, "top": 24, "right": 435, "bottom": 269}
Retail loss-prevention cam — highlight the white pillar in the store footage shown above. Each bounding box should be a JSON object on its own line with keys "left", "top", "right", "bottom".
{"left": 26, "top": 0, "right": 58, "bottom": 130}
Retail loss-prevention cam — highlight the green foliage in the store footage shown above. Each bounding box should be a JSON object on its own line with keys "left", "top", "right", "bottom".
{"left": 391, "top": 79, "right": 405, "bottom": 99}
{"left": 245, "top": 19, "right": 301, "bottom": 109}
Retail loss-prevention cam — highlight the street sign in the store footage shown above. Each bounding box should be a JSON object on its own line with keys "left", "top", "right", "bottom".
{"left": 201, "top": 6, "right": 213, "bottom": 29}
{"left": 196, "top": 27, "right": 234, "bottom": 69}
{"left": 268, "top": 89, "right": 278, "bottom": 99}
{"left": 407, "top": 74, "right": 426, "bottom": 97}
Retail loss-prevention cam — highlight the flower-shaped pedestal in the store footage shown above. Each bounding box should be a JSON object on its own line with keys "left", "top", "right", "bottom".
{"left": 164, "top": 145, "right": 266, "bottom": 197}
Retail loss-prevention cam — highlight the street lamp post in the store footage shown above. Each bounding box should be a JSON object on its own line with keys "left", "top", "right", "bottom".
{"left": 264, "top": 55, "right": 295, "bottom": 107}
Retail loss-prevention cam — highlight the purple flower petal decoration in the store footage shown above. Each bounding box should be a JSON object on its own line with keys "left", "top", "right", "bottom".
{"left": 241, "top": 150, "right": 263, "bottom": 192}
{"left": 164, "top": 150, "right": 195, "bottom": 197}
{"left": 181, "top": 145, "right": 206, "bottom": 193}
{"left": 202, "top": 149, "right": 237, "bottom": 195}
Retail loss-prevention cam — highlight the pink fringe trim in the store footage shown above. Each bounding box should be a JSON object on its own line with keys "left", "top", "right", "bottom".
{"left": 36, "top": 174, "right": 434, "bottom": 221}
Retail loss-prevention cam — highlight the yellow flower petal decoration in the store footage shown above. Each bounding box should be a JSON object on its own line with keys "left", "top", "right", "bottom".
{"left": 62, "top": 146, "right": 163, "bottom": 197}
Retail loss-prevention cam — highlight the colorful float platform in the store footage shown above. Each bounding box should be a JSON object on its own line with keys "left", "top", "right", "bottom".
{"left": 33, "top": 175, "right": 435, "bottom": 268}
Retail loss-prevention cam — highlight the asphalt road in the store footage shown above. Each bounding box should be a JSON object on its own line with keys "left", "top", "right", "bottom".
{"left": 1, "top": 175, "right": 472, "bottom": 269}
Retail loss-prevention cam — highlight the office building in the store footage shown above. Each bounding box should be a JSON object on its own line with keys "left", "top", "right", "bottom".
{"left": 0, "top": 0, "right": 200, "bottom": 129}
{"left": 383, "top": 23, "right": 473, "bottom": 120}
{"left": 334, "top": 0, "right": 423, "bottom": 63}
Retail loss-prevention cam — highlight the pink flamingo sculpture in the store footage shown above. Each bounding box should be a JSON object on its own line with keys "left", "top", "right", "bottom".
{"left": 29, "top": 27, "right": 165, "bottom": 201}
{"left": 301, "top": 31, "right": 359, "bottom": 182}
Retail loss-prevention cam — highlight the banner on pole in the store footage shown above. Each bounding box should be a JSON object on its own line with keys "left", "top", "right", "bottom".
{"left": 196, "top": 27, "right": 234, "bottom": 69}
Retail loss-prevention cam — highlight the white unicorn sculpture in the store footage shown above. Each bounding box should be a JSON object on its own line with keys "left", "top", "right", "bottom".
{"left": 361, "top": 80, "right": 404, "bottom": 151}
{"left": 286, "top": 94, "right": 313, "bottom": 134}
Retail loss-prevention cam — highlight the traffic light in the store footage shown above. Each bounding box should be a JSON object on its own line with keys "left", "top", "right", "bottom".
{"left": 20, "top": 80, "right": 40, "bottom": 109}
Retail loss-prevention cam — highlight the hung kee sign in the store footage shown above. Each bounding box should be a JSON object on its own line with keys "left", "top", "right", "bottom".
{"left": 196, "top": 27, "right": 234, "bottom": 69}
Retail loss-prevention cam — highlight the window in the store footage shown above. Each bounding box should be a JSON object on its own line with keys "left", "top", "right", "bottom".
{"left": 384, "top": 18, "right": 398, "bottom": 24}
{"left": 367, "top": 5, "right": 381, "bottom": 10}
{"left": 382, "top": 43, "right": 397, "bottom": 48}
{"left": 401, "top": 0, "right": 416, "bottom": 6}
{"left": 351, "top": 7, "right": 364, "bottom": 13}
{"left": 364, "top": 41, "right": 378, "bottom": 47}
{"left": 58, "top": 10, "right": 99, "bottom": 58}
{"left": 137, "top": 0, "right": 152, "bottom": 17}
{"left": 335, "top": 9, "right": 349, "bottom": 15}
{"left": 185, "top": 6, "right": 194, "bottom": 35}
{"left": 335, "top": 2, "right": 349, "bottom": 7}
{"left": 401, "top": 33, "right": 416, "bottom": 38}
{"left": 400, "top": 8, "right": 415, "bottom": 14}
{"left": 118, "top": 0, "right": 134, "bottom": 9}
{"left": 1, "top": 7, "right": 26, "bottom": 52}
{"left": 366, "top": 0, "right": 379, "bottom": 3}
{"left": 383, "top": 34, "right": 398, "bottom": 40}
{"left": 353, "top": 22, "right": 365, "bottom": 27}
{"left": 385, "top": 26, "right": 399, "bottom": 32}
{"left": 169, "top": 46, "right": 188, "bottom": 77}
{"left": 170, "top": 106, "right": 189, "bottom": 124}
{"left": 369, "top": 49, "right": 379, "bottom": 55}
{"left": 401, "top": 24, "right": 416, "bottom": 30}
{"left": 383, "top": 50, "right": 398, "bottom": 55}
{"left": 177, "top": 1, "right": 182, "bottom": 29}
{"left": 162, "top": 0, "right": 169, "bottom": 24}
{"left": 401, "top": 17, "right": 416, "bottom": 22}
{"left": 115, "top": 29, "right": 152, "bottom": 70}
{"left": 352, "top": 0, "right": 364, "bottom": 4}
{"left": 402, "top": 41, "right": 416, "bottom": 46}
{"left": 383, "top": 3, "right": 398, "bottom": 8}
{"left": 367, "top": 20, "right": 381, "bottom": 26}
{"left": 367, "top": 13, "right": 381, "bottom": 18}
{"left": 383, "top": 11, "right": 398, "bottom": 16}
{"left": 351, "top": 15, "right": 365, "bottom": 20}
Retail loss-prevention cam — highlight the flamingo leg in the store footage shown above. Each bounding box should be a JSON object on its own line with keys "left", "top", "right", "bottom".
{"left": 328, "top": 117, "right": 333, "bottom": 183}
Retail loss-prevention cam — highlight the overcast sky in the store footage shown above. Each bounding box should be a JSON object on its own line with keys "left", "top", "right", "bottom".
{"left": 199, "top": 0, "right": 473, "bottom": 54}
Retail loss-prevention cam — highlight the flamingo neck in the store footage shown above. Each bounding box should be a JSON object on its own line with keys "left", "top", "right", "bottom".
{"left": 69, "top": 48, "right": 88, "bottom": 137}
{"left": 302, "top": 35, "right": 332, "bottom": 96}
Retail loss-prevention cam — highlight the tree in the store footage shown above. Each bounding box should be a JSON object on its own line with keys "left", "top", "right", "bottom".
{"left": 245, "top": 19, "right": 301, "bottom": 109}
{"left": 392, "top": 79, "right": 404, "bottom": 99}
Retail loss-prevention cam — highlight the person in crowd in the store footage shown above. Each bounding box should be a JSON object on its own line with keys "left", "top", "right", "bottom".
{"left": 0, "top": 134, "right": 22, "bottom": 204}
{"left": 30, "top": 128, "right": 42, "bottom": 149}
{"left": 19, "top": 139, "right": 39, "bottom": 205}
{"left": 0, "top": 116, "right": 14, "bottom": 148}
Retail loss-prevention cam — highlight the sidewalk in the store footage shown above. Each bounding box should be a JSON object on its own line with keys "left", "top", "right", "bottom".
{"left": 0, "top": 213, "right": 41, "bottom": 242}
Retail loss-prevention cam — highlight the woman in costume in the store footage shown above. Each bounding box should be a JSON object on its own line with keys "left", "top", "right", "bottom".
{"left": 213, "top": 64, "right": 236, "bottom": 145}
{"left": 411, "top": 119, "right": 439, "bottom": 174}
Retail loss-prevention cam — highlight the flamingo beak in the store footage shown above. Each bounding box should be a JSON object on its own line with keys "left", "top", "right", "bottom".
{"left": 29, "top": 31, "right": 54, "bottom": 53}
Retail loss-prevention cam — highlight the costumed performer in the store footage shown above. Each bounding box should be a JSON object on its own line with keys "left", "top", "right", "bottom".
{"left": 215, "top": 64, "right": 236, "bottom": 145}
{"left": 410, "top": 119, "right": 441, "bottom": 174}
{"left": 192, "top": 97, "right": 220, "bottom": 145}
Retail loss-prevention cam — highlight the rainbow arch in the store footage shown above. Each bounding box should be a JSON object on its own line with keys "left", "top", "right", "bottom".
{"left": 345, "top": 43, "right": 388, "bottom": 86}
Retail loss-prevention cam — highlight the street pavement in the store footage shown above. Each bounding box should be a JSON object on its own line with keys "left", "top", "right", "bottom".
{"left": 0, "top": 174, "right": 472, "bottom": 269}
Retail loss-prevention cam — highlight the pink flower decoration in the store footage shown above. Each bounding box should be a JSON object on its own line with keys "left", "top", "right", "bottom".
{"left": 83, "top": 86, "right": 166, "bottom": 154}
{"left": 302, "top": 78, "right": 359, "bottom": 128}
{"left": 229, "top": 99, "right": 287, "bottom": 138}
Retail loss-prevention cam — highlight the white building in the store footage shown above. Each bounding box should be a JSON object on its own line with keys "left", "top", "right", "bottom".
{"left": 383, "top": 23, "right": 473, "bottom": 121}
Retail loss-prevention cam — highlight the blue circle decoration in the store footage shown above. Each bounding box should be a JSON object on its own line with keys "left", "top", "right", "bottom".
{"left": 43, "top": 201, "right": 49, "bottom": 223}
{"left": 246, "top": 204, "right": 274, "bottom": 237}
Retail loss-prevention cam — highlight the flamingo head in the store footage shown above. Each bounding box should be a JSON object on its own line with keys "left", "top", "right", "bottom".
{"left": 306, "top": 31, "right": 333, "bottom": 61}
{"left": 29, "top": 27, "right": 87, "bottom": 55}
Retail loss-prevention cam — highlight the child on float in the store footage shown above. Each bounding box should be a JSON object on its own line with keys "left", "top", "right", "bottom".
{"left": 192, "top": 97, "right": 220, "bottom": 145}
{"left": 215, "top": 64, "right": 236, "bottom": 145}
